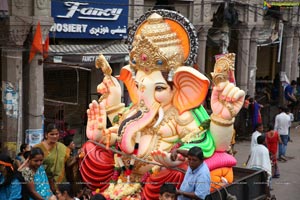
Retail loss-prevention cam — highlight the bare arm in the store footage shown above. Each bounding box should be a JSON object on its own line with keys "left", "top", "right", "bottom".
{"left": 26, "top": 182, "right": 44, "bottom": 200}
{"left": 177, "top": 190, "right": 203, "bottom": 200}
{"left": 278, "top": 132, "right": 282, "bottom": 144}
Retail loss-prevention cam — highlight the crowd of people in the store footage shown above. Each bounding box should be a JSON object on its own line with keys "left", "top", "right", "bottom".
{"left": 245, "top": 103, "right": 295, "bottom": 200}
{"left": 0, "top": 123, "right": 106, "bottom": 200}
{"left": 0, "top": 127, "right": 212, "bottom": 200}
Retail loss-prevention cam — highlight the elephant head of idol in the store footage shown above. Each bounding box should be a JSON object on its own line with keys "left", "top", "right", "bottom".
{"left": 117, "top": 13, "right": 210, "bottom": 154}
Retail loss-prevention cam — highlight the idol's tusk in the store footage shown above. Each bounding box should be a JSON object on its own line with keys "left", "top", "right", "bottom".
{"left": 153, "top": 107, "right": 164, "bottom": 128}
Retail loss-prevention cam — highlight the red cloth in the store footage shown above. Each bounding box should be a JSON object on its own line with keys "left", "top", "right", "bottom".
{"left": 80, "top": 142, "right": 114, "bottom": 191}
{"left": 266, "top": 130, "right": 280, "bottom": 164}
{"left": 142, "top": 164, "right": 187, "bottom": 200}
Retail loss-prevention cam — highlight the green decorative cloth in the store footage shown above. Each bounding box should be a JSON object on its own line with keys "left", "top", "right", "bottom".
{"left": 180, "top": 105, "right": 216, "bottom": 158}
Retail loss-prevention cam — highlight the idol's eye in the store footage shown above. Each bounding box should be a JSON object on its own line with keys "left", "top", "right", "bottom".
{"left": 135, "top": 82, "right": 139, "bottom": 88}
{"left": 155, "top": 85, "right": 167, "bottom": 92}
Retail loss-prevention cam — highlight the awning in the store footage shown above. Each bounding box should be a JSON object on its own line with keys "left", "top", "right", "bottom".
{"left": 44, "top": 40, "right": 129, "bottom": 69}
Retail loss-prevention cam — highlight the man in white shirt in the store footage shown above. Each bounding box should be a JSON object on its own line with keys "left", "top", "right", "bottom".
{"left": 245, "top": 123, "right": 264, "bottom": 165}
{"left": 247, "top": 135, "right": 272, "bottom": 197}
{"left": 274, "top": 106, "right": 291, "bottom": 161}
{"left": 250, "top": 123, "right": 264, "bottom": 152}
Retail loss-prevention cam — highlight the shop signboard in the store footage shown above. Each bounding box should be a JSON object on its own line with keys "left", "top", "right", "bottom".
{"left": 50, "top": 0, "right": 128, "bottom": 39}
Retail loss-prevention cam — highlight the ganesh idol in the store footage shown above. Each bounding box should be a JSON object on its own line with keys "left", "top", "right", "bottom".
{"left": 79, "top": 9, "right": 245, "bottom": 200}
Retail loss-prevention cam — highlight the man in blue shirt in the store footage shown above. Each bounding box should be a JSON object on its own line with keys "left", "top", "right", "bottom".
{"left": 175, "top": 147, "right": 211, "bottom": 200}
{"left": 284, "top": 80, "right": 298, "bottom": 113}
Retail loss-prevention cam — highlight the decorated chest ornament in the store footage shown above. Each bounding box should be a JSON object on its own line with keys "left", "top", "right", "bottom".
{"left": 127, "top": 10, "right": 199, "bottom": 81}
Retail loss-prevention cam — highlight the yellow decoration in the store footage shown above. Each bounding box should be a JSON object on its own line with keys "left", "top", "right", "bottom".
{"left": 103, "top": 178, "right": 141, "bottom": 200}
{"left": 151, "top": 165, "right": 161, "bottom": 176}
{"left": 130, "top": 13, "right": 184, "bottom": 74}
{"left": 211, "top": 53, "right": 235, "bottom": 86}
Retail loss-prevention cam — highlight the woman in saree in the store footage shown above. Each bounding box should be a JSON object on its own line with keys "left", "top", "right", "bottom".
{"left": 20, "top": 147, "right": 56, "bottom": 200}
{"left": 34, "top": 123, "right": 70, "bottom": 193}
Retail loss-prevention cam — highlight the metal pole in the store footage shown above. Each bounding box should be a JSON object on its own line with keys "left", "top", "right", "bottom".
{"left": 277, "top": 21, "right": 284, "bottom": 63}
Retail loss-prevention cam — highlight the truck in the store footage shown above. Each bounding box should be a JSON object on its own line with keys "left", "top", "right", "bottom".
{"left": 206, "top": 167, "right": 275, "bottom": 200}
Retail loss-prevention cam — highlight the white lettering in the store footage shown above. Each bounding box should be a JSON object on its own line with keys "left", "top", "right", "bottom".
{"left": 81, "top": 56, "right": 111, "bottom": 62}
{"left": 110, "top": 26, "right": 127, "bottom": 35}
{"left": 50, "top": 23, "right": 88, "bottom": 33}
{"left": 57, "top": 2, "right": 88, "bottom": 18}
{"left": 82, "top": 56, "right": 96, "bottom": 62}
{"left": 89, "top": 26, "right": 109, "bottom": 36}
{"left": 57, "top": 2, "right": 123, "bottom": 21}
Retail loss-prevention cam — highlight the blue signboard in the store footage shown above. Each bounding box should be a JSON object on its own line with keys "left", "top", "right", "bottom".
{"left": 50, "top": 0, "right": 128, "bottom": 39}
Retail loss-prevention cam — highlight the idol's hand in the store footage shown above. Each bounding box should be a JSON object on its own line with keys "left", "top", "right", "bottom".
{"left": 211, "top": 81, "right": 245, "bottom": 120}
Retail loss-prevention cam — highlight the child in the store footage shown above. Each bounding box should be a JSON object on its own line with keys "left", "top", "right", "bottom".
{"left": 56, "top": 182, "right": 79, "bottom": 200}
{"left": 91, "top": 193, "right": 106, "bottom": 200}
{"left": 265, "top": 123, "right": 282, "bottom": 178}
{"left": 20, "top": 147, "right": 55, "bottom": 200}
{"left": 159, "top": 183, "right": 176, "bottom": 200}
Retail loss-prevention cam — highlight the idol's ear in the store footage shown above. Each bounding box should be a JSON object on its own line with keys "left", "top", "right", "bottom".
{"left": 117, "top": 65, "right": 138, "bottom": 105}
{"left": 173, "top": 67, "right": 210, "bottom": 114}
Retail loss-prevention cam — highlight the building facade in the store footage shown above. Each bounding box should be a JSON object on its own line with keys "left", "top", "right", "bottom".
{"left": 1, "top": 0, "right": 300, "bottom": 156}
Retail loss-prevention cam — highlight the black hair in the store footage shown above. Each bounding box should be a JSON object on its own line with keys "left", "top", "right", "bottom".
{"left": 23, "top": 151, "right": 31, "bottom": 160}
{"left": 291, "top": 80, "right": 297, "bottom": 86}
{"left": 19, "top": 143, "right": 29, "bottom": 153}
{"left": 268, "top": 123, "right": 274, "bottom": 131}
{"left": 187, "top": 146, "right": 204, "bottom": 160}
{"left": 255, "top": 123, "right": 263, "bottom": 130}
{"left": 257, "top": 135, "right": 265, "bottom": 145}
{"left": 279, "top": 105, "right": 288, "bottom": 113}
{"left": 90, "top": 193, "right": 106, "bottom": 200}
{"left": 63, "top": 135, "right": 74, "bottom": 147}
{"left": 46, "top": 123, "right": 57, "bottom": 133}
{"left": 44, "top": 123, "right": 58, "bottom": 140}
{"left": 160, "top": 183, "right": 176, "bottom": 195}
{"left": 0, "top": 153, "right": 15, "bottom": 187}
{"left": 57, "top": 182, "right": 74, "bottom": 197}
{"left": 29, "top": 147, "right": 44, "bottom": 159}
{"left": 161, "top": 71, "right": 174, "bottom": 90}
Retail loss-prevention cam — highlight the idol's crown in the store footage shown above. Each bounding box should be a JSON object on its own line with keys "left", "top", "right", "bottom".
{"left": 129, "top": 13, "right": 184, "bottom": 74}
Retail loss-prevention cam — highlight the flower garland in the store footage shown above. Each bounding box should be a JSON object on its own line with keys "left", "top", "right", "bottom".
{"left": 115, "top": 131, "right": 141, "bottom": 182}
{"left": 104, "top": 131, "right": 142, "bottom": 199}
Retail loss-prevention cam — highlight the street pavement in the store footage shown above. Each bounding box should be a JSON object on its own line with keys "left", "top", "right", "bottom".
{"left": 234, "top": 122, "right": 300, "bottom": 200}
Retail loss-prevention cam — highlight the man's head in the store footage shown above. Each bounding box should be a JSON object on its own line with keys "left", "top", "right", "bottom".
{"left": 255, "top": 123, "right": 263, "bottom": 133}
{"left": 279, "top": 105, "right": 288, "bottom": 113}
{"left": 159, "top": 183, "right": 176, "bottom": 200}
{"left": 257, "top": 135, "right": 265, "bottom": 145}
{"left": 187, "top": 146, "right": 204, "bottom": 170}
